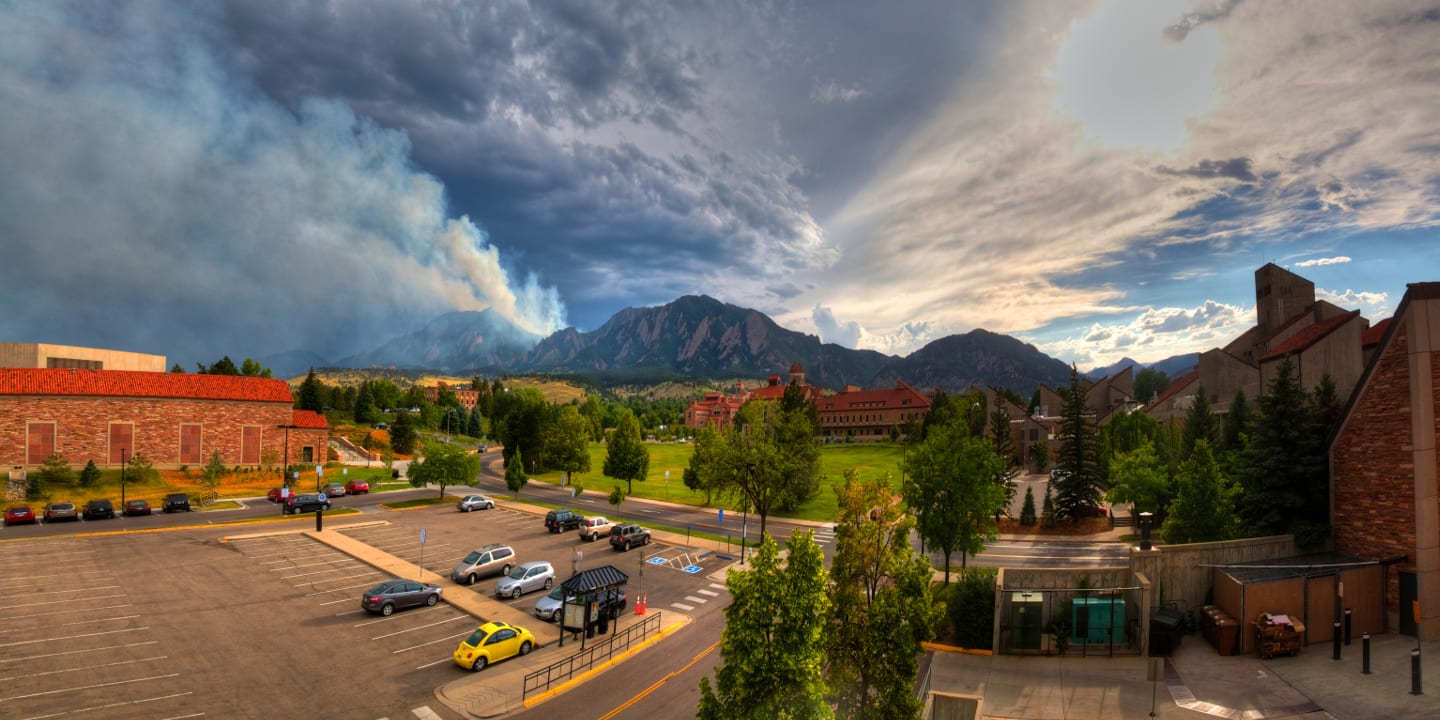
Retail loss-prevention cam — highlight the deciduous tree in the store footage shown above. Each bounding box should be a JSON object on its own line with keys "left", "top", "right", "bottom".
{"left": 408, "top": 440, "right": 480, "bottom": 498}
{"left": 1105, "top": 439, "right": 1169, "bottom": 515}
{"left": 545, "top": 405, "right": 592, "bottom": 482}
{"left": 603, "top": 409, "right": 649, "bottom": 494}
{"left": 698, "top": 531, "right": 831, "bottom": 720}
{"left": 1161, "top": 440, "right": 1239, "bottom": 544}
{"left": 902, "top": 417, "right": 1005, "bottom": 581}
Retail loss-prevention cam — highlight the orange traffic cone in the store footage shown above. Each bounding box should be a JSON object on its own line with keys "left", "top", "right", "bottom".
{"left": 635, "top": 592, "right": 647, "bottom": 615}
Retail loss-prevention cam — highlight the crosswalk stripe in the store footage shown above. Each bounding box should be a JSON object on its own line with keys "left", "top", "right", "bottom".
{"left": 672, "top": 602, "right": 694, "bottom": 611}
{"left": 708, "top": 583, "right": 725, "bottom": 591}
{"left": 685, "top": 595, "right": 707, "bottom": 604}
{"left": 697, "top": 589, "right": 719, "bottom": 597}
{"left": 412, "top": 706, "right": 442, "bottom": 720}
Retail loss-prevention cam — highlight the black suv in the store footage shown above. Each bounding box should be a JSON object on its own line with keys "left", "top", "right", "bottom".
{"left": 82, "top": 499, "right": 115, "bottom": 520}
{"left": 609, "top": 523, "right": 651, "bottom": 551}
{"left": 162, "top": 493, "right": 191, "bottom": 513}
{"left": 285, "top": 493, "right": 331, "bottom": 514}
{"left": 545, "top": 509, "right": 582, "bottom": 533}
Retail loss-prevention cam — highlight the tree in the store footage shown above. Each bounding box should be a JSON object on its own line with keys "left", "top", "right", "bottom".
{"left": 698, "top": 531, "right": 832, "bottom": 720}
{"left": 78, "top": 460, "right": 101, "bottom": 488}
{"left": 36, "top": 452, "right": 73, "bottom": 488}
{"left": 902, "top": 417, "right": 1005, "bottom": 581}
{"left": 240, "top": 357, "right": 272, "bottom": 378}
{"left": 1052, "top": 366, "right": 1102, "bottom": 521}
{"left": 546, "top": 405, "right": 592, "bottom": 483}
{"left": 1134, "top": 367, "right": 1170, "bottom": 405}
{"left": 771, "top": 396, "right": 821, "bottom": 511}
{"left": 1030, "top": 440, "right": 1048, "bottom": 472}
{"left": 353, "top": 381, "right": 376, "bottom": 425}
{"left": 988, "top": 405, "right": 1020, "bottom": 516}
{"left": 1161, "top": 440, "right": 1239, "bottom": 544}
{"left": 170, "top": 363, "right": 186, "bottom": 373}
{"left": 1040, "top": 483, "right": 1056, "bottom": 528}
{"left": 408, "top": 440, "right": 481, "bottom": 498}
{"left": 608, "top": 484, "right": 625, "bottom": 509}
{"left": 202, "top": 450, "right": 226, "bottom": 494}
{"left": 297, "top": 368, "right": 324, "bottom": 412}
{"left": 687, "top": 400, "right": 820, "bottom": 539}
{"left": 389, "top": 410, "right": 418, "bottom": 455}
{"left": 493, "top": 388, "right": 548, "bottom": 473}
{"left": 1104, "top": 439, "right": 1169, "bottom": 515}
{"left": 603, "top": 408, "right": 650, "bottom": 494}
{"left": 505, "top": 447, "right": 528, "bottom": 495}
{"left": 1183, "top": 384, "right": 1220, "bottom": 459}
{"left": 1238, "top": 358, "right": 1326, "bottom": 543}
{"left": 127, "top": 452, "right": 158, "bottom": 484}
{"left": 684, "top": 425, "right": 726, "bottom": 505}
{"left": 467, "top": 405, "right": 482, "bottom": 438}
{"left": 1019, "top": 486, "right": 1037, "bottom": 526}
{"left": 827, "top": 471, "right": 941, "bottom": 720}
{"left": 197, "top": 356, "right": 240, "bottom": 375}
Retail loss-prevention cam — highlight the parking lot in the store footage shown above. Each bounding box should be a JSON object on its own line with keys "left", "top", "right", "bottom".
{"left": 0, "top": 496, "right": 731, "bottom": 719}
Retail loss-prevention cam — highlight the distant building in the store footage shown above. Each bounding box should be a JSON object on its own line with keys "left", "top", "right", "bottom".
{"left": 423, "top": 381, "right": 479, "bottom": 411}
{"left": 0, "top": 342, "right": 166, "bottom": 372}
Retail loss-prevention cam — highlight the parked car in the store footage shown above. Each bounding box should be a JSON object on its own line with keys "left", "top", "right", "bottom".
{"left": 577, "top": 516, "right": 614, "bottom": 542}
{"left": 266, "top": 487, "right": 287, "bottom": 503}
{"left": 495, "top": 561, "right": 555, "bottom": 599}
{"left": 476, "top": 444, "right": 488, "bottom": 453}
{"left": 544, "top": 509, "right": 582, "bottom": 533}
{"left": 344, "top": 479, "right": 370, "bottom": 495}
{"left": 4, "top": 504, "right": 37, "bottom": 526}
{"left": 609, "top": 523, "right": 652, "bottom": 552}
{"left": 360, "top": 579, "right": 443, "bottom": 616}
{"left": 450, "top": 543, "right": 516, "bottom": 585}
{"left": 534, "top": 587, "right": 626, "bottom": 623}
{"left": 122, "top": 499, "right": 152, "bottom": 516}
{"left": 284, "top": 493, "right": 330, "bottom": 514}
{"left": 82, "top": 499, "right": 116, "bottom": 520}
{"left": 162, "top": 493, "right": 191, "bottom": 513}
{"left": 44, "top": 501, "right": 80, "bottom": 523}
{"left": 452, "top": 620, "right": 535, "bottom": 671}
{"left": 320, "top": 483, "right": 347, "bottom": 498}
{"left": 457, "top": 495, "right": 495, "bottom": 512}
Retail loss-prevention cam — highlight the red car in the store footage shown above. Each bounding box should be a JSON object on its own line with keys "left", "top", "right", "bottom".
{"left": 267, "top": 487, "right": 285, "bottom": 503}
{"left": 344, "top": 479, "right": 370, "bottom": 495}
{"left": 4, "top": 505, "right": 37, "bottom": 526}
{"left": 122, "top": 499, "right": 152, "bottom": 516}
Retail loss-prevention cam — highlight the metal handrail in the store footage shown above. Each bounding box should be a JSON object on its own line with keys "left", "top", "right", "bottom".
{"left": 523, "top": 611, "right": 664, "bottom": 700}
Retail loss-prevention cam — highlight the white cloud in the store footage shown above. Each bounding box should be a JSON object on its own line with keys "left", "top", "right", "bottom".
{"left": 811, "top": 304, "right": 863, "bottom": 347}
{"left": 1034, "top": 299, "right": 1253, "bottom": 369}
{"left": 1295, "top": 256, "right": 1352, "bottom": 267}
{"left": 1317, "top": 288, "right": 1390, "bottom": 318}
{"left": 811, "top": 80, "right": 867, "bottom": 104}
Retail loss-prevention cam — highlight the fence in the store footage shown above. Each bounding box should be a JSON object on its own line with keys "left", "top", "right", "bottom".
{"left": 998, "top": 585, "right": 1146, "bottom": 657}
{"left": 523, "top": 611, "right": 664, "bottom": 701}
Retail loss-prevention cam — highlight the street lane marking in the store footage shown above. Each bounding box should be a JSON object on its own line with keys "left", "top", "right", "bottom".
{"left": 671, "top": 603, "right": 694, "bottom": 611}
{"left": 708, "top": 583, "right": 725, "bottom": 591}
{"left": 696, "top": 589, "right": 719, "bottom": 597}
{"left": 411, "top": 706, "right": 443, "bottom": 720}
{"left": 595, "top": 639, "right": 718, "bottom": 720}
{"left": 0, "top": 672, "right": 179, "bottom": 702}
{"left": 684, "top": 596, "right": 707, "bottom": 604}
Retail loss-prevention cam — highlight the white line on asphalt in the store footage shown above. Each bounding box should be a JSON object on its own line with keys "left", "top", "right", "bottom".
{"left": 671, "top": 603, "right": 694, "bottom": 611}
{"left": 355, "top": 606, "right": 451, "bottom": 627}
{"left": 0, "top": 551, "right": 95, "bottom": 566}
{"left": 1, "top": 593, "right": 127, "bottom": 611}
{"left": 272, "top": 558, "right": 355, "bottom": 571}
{"left": 1, "top": 626, "right": 150, "bottom": 648}
{"left": 0, "top": 640, "right": 159, "bottom": 665}
{"left": 696, "top": 590, "right": 719, "bottom": 597}
{"left": 372, "top": 616, "right": 472, "bottom": 640}
{"left": 281, "top": 566, "right": 358, "bottom": 580}
{"left": 55, "top": 614, "right": 142, "bottom": 627}
{"left": 0, "top": 672, "right": 179, "bottom": 702}
{"left": 322, "top": 596, "right": 361, "bottom": 607}
{"left": 415, "top": 656, "right": 453, "bottom": 670}
{"left": 412, "top": 705, "right": 444, "bottom": 720}
{"left": 392, "top": 629, "right": 472, "bottom": 654}
{"left": 708, "top": 583, "right": 725, "bottom": 591}
{"left": 305, "top": 579, "right": 382, "bottom": 596}
{"left": 684, "top": 596, "right": 707, "bottom": 604}
{"left": 0, "top": 603, "right": 132, "bottom": 622}
{"left": 0, "top": 655, "right": 166, "bottom": 682}
{"left": 20, "top": 691, "right": 196, "bottom": 720}
{"left": 5, "top": 585, "right": 120, "bottom": 598}
{"left": 3, "top": 569, "right": 109, "bottom": 582}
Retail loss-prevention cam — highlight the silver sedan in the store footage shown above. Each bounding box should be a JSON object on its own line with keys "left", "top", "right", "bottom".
{"left": 457, "top": 494, "right": 495, "bottom": 512}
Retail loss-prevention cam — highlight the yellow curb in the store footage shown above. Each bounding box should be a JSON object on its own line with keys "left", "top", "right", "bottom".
{"left": 522, "top": 615, "right": 690, "bottom": 708}
{"left": 922, "top": 641, "right": 992, "bottom": 655}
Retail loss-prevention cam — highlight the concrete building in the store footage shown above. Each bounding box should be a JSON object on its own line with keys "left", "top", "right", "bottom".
{"left": 1330, "top": 282, "right": 1440, "bottom": 641}
{"left": 0, "top": 342, "right": 166, "bottom": 372}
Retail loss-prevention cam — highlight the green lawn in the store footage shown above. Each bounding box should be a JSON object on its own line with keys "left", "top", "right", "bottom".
{"left": 524, "top": 441, "right": 906, "bottom": 524}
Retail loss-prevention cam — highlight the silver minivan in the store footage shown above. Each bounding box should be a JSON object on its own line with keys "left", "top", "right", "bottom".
{"left": 450, "top": 543, "right": 516, "bottom": 585}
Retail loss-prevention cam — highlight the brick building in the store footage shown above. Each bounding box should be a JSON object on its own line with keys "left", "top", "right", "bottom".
{"left": 0, "top": 368, "right": 328, "bottom": 471}
{"left": 1330, "top": 282, "right": 1440, "bottom": 641}
{"left": 423, "top": 381, "right": 479, "bottom": 411}
{"left": 817, "top": 382, "right": 930, "bottom": 442}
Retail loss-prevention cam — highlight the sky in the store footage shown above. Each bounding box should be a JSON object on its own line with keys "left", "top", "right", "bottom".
{"left": 3, "top": 0, "right": 1439, "bottom": 373}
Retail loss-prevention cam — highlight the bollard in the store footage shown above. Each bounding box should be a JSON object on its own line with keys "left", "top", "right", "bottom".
{"left": 1362, "top": 633, "right": 1370, "bottom": 674}
{"left": 1344, "top": 608, "right": 1352, "bottom": 645}
{"left": 315, "top": 509, "right": 322, "bottom": 532}
{"left": 1412, "top": 647, "right": 1423, "bottom": 695}
{"left": 1332, "top": 622, "right": 1342, "bottom": 661}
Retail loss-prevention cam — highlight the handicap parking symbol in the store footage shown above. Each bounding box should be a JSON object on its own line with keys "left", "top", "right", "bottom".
{"left": 682, "top": 565, "right": 703, "bottom": 574}
{"left": 646, "top": 557, "right": 667, "bottom": 565}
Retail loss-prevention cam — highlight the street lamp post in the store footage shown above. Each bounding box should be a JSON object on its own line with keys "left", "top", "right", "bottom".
{"left": 120, "top": 447, "right": 127, "bottom": 508}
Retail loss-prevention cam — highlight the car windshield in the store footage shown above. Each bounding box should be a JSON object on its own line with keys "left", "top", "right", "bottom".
{"left": 464, "top": 628, "right": 490, "bottom": 646}
{"left": 506, "top": 567, "right": 528, "bottom": 580}
{"left": 545, "top": 587, "right": 564, "bottom": 600}
{"left": 462, "top": 551, "right": 483, "bottom": 564}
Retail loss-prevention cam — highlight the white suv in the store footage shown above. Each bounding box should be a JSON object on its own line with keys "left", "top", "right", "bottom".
{"left": 578, "top": 516, "right": 614, "bottom": 542}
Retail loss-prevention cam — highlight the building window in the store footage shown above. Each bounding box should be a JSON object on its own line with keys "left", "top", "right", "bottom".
{"left": 27, "top": 421, "right": 56, "bottom": 464}
{"left": 241, "top": 426, "right": 261, "bottom": 465}
{"left": 180, "top": 424, "right": 203, "bottom": 464}
{"left": 301, "top": 445, "right": 315, "bottom": 463}
{"left": 46, "top": 357, "right": 103, "bottom": 369}
{"left": 108, "top": 422, "right": 134, "bottom": 465}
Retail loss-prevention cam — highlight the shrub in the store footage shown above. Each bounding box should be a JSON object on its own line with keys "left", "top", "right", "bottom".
{"left": 945, "top": 567, "right": 998, "bottom": 649}
{"left": 78, "top": 460, "right": 101, "bottom": 488}
{"left": 1020, "top": 486, "right": 1037, "bottom": 526}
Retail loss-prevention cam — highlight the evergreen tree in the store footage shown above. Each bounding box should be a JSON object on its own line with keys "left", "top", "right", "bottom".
{"left": 78, "top": 460, "right": 101, "bottom": 488}
{"left": 698, "top": 531, "right": 832, "bottom": 720}
{"left": 603, "top": 408, "right": 650, "bottom": 494}
{"left": 389, "top": 410, "right": 417, "bottom": 455}
{"left": 505, "top": 447, "right": 528, "bottom": 495}
{"left": 988, "top": 405, "right": 1019, "bottom": 516}
{"left": 1020, "top": 486, "right": 1037, "bottom": 526}
{"left": 36, "top": 452, "right": 73, "bottom": 487}
{"left": 467, "top": 405, "right": 482, "bottom": 437}
{"left": 1134, "top": 367, "right": 1170, "bottom": 405}
{"left": 827, "top": 471, "right": 940, "bottom": 720}
{"left": 297, "top": 368, "right": 324, "bottom": 412}
{"left": 202, "top": 450, "right": 226, "bottom": 493}
{"left": 1183, "top": 384, "right": 1220, "bottom": 459}
{"left": 353, "top": 381, "right": 376, "bottom": 425}
{"left": 1052, "top": 366, "right": 1102, "bottom": 521}
{"left": 1161, "top": 440, "right": 1239, "bottom": 544}
{"left": 170, "top": 363, "right": 186, "bottom": 373}
{"left": 1238, "top": 358, "right": 1321, "bottom": 542}
{"left": 1221, "top": 389, "right": 1251, "bottom": 454}
{"left": 1041, "top": 483, "right": 1056, "bottom": 528}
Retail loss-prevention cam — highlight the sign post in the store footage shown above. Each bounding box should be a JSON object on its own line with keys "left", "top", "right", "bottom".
{"left": 419, "top": 529, "right": 428, "bottom": 579}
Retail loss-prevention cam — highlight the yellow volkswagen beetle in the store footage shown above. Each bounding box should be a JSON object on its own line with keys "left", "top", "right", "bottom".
{"left": 453, "top": 620, "right": 536, "bottom": 671}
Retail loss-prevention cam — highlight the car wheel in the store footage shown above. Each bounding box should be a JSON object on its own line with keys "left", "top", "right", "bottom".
{"left": 511, "top": 586, "right": 521, "bottom": 599}
{"left": 622, "top": 541, "right": 630, "bottom": 552}
{"left": 426, "top": 593, "right": 439, "bottom": 606}
{"left": 519, "top": 640, "right": 532, "bottom": 656}
{"left": 381, "top": 603, "right": 394, "bottom": 617}
{"left": 486, "top": 503, "right": 493, "bottom": 510}
{"left": 644, "top": 536, "right": 651, "bottom": 546}
{"left": 501, "top": 564, "right": 513, "bottom": 576}
{"left": 467, "top": 574, "right": 480, "bottom": 586}
{"left": 544, "top": 578, "right": 553, "bottom": 590}
{"left": 472, "top": 656, "right": 487, "bottom": 671}
{"left": 551, "top": 609, "right": 561, "bottom": 622}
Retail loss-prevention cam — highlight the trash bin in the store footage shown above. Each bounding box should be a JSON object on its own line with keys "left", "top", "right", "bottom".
{"left": 1150, "top": 608, "right": 1184, "bottom": 655}
{"left": 1215, "top": 617, "right": 1239, "bottom": 656}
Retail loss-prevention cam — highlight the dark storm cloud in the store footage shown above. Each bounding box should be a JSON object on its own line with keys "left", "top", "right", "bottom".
{"left": 1163, "top": 0, "right": 1244, "bottom": 42}
{"left": 1159, "top": 157, "right": 1258, "bottom": 182}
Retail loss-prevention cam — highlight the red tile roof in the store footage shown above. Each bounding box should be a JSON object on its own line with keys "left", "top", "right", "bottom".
{"left": 291, "top": 410, "right": 329, "bottom": 428}
{"left": 819, "top": 382, "right": 931, "bottom": 411}
{"left": 1261, "top": 310, "right": 1359, "bottom": 362}
{"left": 1147, "top": 369, "right": 1198, "bottom": 410}
{"left": 1361, "top": 318, "right": 1391, "bottom": 348}
{"left": 0, "top": 368, "right": 294, "bottom": 403}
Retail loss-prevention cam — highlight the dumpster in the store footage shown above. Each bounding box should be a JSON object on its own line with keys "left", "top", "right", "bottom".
{"left": 1149, "top": 608, "right": 1184, "bottom": 655}
{"left": 1215, "top": 617, "right": 1239, "bottom": 656}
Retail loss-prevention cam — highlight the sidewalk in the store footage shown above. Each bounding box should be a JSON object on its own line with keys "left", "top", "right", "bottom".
{"left": 927, "top": 631, "right": 1439, "bottom": 719}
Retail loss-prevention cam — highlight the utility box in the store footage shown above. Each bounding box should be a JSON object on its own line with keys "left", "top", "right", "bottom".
{"left": 1072, "top": 597, "right": 1124, "bottom": 644}
{"left": 1011, "top": 592, "right": 1044, "bottom": 650}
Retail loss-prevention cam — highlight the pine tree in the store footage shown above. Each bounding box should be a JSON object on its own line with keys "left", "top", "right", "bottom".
{"left": 467, "top": 405, "right": 482, "bottom": 437}
{"left": 1040, "top": 483, "right": 1056, "bottom": 528}
{"left": 505, "top": 447, "right": 528, "bottom": 496}
{"left": 353, "top": 381, "right": 375, "bottom": 425}
{"left": 1161, "top": 440, "right": 1239, "bottom": 544}
{"left": 1020, "top": 486, "right": 1037, "bottom": 526}
{"left": 989, "top": 405, "right": 1020, "bottom": 516}
{"left": 78, "top": 460, "right": 101, "bottom": 488}
{"left": 298, "top": 368, "right": 324, "bottom": 412}
{"left": 1183, "top": 384, "right": 1219, "bottom": 459}
{"left": 1052, "top": 366, "right": 1102, "bottom": 521}
{"left": 389, "top": 410, "right": 417, "bottom": 455}
{"left": 1238, "top": 358, "right": 1317, "bottom": 540}
{"left": 603, "top": 409, "right": 650, "bottom": 494}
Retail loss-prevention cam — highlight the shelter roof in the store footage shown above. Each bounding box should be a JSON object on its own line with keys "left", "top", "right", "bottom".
{"left": 1217, "top": 553, "right": 1371, "bottom": 583}
{"left": 561, "top": 565, "right": 630, "bottom": 593}
{"left": 0, "top": 368, "right": 293, "bottom": 403}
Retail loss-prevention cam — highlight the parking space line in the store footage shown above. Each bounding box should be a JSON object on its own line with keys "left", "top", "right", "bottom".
{"left": 0, "top": 640, "right": 158, "bottom": 665}
{"left": 355, "top": 606, "right": 453, "bottom": 627}
{"left": 391, "top": 629, "right": 472, "bottom": 655}
{"left": 280, "top": 566, "right": 361, "bottom": 580}
{"left": 7, "top": 585, "right": 120, "bottom": 598}
{"left": 1, "top": 626, "right": 149, "bottom": 648}
{"left": 371, "top": 616, "right": 472, "bottom": 640}
{"left": 22, "top": 690, "right": 197, "bottom": 720}
{"left": 0, "top": 603, "right": 132, "bottom": 622}
{"left": 333, "top": 608, "right": 365, "bottom": 616}
{"left": 271, "top": 558, "right": 354, "bottom": 571}
{"left": 4, "top": 570, "right": 109, "bottom": 582}
{"left": 0, "top": 655, "right": 166, "bottom": 683}
{"left": 1, "top": 672, "right": 179, "bottom": 702}
{"left": 415, "top": 656, "right": 453, "bottom": 670}
{"left": 3, "top": 593, "right": 126, "bottom": 610}
{"left": 0, "top": 550, "right": 95, "bottom": 565}
{"left": 305, "top": 579, "right": 382, "bottom": 596}
{"left": 55, "top": 614, "right": 142, "bottom": 627}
